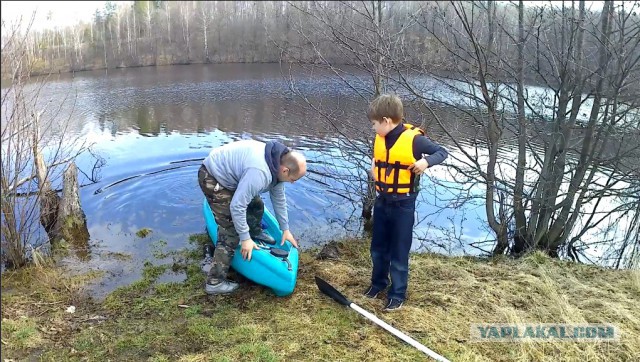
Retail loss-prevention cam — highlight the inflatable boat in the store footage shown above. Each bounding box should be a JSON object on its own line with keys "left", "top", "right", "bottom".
{"left": 202, "top": 199, "right": 299, "bottom": 296}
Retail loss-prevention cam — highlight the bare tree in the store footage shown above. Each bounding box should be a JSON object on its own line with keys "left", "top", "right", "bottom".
{"left": 70, "top": 24, "right": 84, "bottom": 69}
{"left": 278, "top": 1, "right": 639, "bottom": 266}
{"left": 401, "top": 1, "right": 640, "bottom": 262}
{"left": 125, "top": 5, "right": 132, "bottom": 54}
{"left": 199, "top": 2, "right": 211, "bottom": 63}
{"left": 179, "top": 2, "right": 191, "bottom": 62}
{"left": 1, "top": 17, "right": 98, "bottom": 268}
{"left": 274, "top": 1, "right": 414, "bottom": 232}
{"left": 165, "top": 1, "right": 172, "bottom": 44}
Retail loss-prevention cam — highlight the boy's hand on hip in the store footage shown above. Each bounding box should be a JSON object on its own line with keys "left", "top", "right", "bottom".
{"left": 240, "top": 239, "right": 259, "bottom": 261}
{"left": 408, "top": 158, "right": 429, "bottom": 175}
{"left": 281, "top": 230, "right": 299, "bottom": 248}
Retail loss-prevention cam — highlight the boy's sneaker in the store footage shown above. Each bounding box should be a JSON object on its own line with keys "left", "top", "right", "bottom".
{"left": 363, "top": 285, "right": 382, "bottom": 298}
{"left": 383, "top": 298, "right": 403, "bottom": 312}
{"left": 205, "top": 280, "right": 239, "bottom": 295}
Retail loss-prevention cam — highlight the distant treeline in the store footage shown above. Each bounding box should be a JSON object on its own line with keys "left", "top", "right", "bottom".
{"left": 3, "top": 1, "right": 636, "bottom": 90}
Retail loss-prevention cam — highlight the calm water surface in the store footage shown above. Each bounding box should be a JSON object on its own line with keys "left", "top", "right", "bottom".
{"left": 8, "top": 64, "right": 615, "bottom": 297}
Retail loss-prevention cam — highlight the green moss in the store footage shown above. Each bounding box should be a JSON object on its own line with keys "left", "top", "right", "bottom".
{"left": 136, "top": 228, "right": 153, "bottom": 238}
{"left": 1, "top": 318, "right": 41, "bottom": 348}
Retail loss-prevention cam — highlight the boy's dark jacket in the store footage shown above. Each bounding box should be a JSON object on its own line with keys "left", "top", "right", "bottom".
{"left": 376, "top": 122, "right": 449, "bottom": 200}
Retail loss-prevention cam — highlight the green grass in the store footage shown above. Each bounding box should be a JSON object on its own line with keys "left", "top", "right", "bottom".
{"left": 1, "top": 236, "right": 638, "bottom": 361}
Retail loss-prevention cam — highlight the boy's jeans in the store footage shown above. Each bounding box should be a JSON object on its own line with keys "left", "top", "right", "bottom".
{"left": 370, "top": 195, "right": 416, "bottom": 302}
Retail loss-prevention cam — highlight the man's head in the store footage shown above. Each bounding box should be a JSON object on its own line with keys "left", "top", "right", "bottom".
{"left": 367, "top": 94, "right": 404, "bottom": 137}
{"left": 278, "top": 151, "right": 307, "bottom": 183}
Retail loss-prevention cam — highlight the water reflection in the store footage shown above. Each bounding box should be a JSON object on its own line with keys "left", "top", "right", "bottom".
{"left": 4, "top": 64, "right": 633, "bottom": 297}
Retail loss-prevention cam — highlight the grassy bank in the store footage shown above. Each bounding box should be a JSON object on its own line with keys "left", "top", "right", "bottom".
{"left": 2, "top": 236, "right": 639, "bottom": 361}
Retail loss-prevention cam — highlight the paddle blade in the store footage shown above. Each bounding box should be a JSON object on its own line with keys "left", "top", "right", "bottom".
{"left": 315, "top": 276, "right": 351, "bottom": 306}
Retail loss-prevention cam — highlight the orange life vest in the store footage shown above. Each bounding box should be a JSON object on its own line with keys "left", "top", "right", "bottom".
{"left": 373, "top": 124, "right": 425, "bottom": 194}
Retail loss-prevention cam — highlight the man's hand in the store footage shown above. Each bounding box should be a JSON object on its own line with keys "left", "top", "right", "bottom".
{"left": 240, "top": 239, "right": 259, "bottom": 261}
{"left": 408, "top": 158, "right": 429, "bottom": 175}
{"left": 281, "top": 230, "right": 299, "bottom": 248}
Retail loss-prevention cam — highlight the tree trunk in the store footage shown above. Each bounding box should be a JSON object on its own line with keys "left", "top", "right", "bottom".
{"left": 363, "top": 171, "right": 376, "bottom": 233}
{"left": 133, "top": 6, "right": 138, "bottom": 57}
{"left": 362, "top": 0, "right": 384, "bottom": 229}
{"left": 166, "top": 2, "right": 171, "bottom": 43}
{"left": 103, "top": 20, "right": 108, "bottom": 72}
{"left": 147, "top": 1, "right": 152, "bottom": 37}
{"left": 36, "top": 153, "right": 60, "bottom": 236}
{"left": 116, "top": 13, "right": 122, "bottom": 56}
{"left": 127, "top": 11, "right": 132, "bottom": 55}
{"left": 512, "top": 0, "right": 528, "bottom": 254}
{"left": 183, "top": 3, "right": 191, "bottom": 61}
{"left": 462, "top": 1, "right": 507, "bottom": 255}
{"left": 62, "top": 28, "right": 67, "bottom": 64}
{"left": 57, "top": 162, "right": 90, "bottom": 258}
{"left": 202, "top": 5, "right": 209, "bottom": 62}
{"left": 545, "top": 0, "right": 612, "bottom": 253}
{"left": 373, "top": 0, "right": 384, "bottom": 96}
{"left": 33, "top": 115, "right": 89, "bottom": 253}
{"left": 33, "top": 113, "right": 61, "bottom": 238}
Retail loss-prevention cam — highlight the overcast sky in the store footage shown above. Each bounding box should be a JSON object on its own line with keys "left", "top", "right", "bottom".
{"left": 1, "top": 1, "right": 125, "bottom": 31}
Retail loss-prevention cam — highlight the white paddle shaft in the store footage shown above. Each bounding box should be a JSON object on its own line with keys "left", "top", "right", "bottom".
{"left": 349, "top": 303, "right": 450, "bottom": 362}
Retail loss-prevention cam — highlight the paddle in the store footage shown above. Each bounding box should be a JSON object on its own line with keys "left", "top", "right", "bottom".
{"left": 314, "top": 276, "right": 450, "bottom": 362}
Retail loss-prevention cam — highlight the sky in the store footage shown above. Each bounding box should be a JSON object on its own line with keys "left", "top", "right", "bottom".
{"left": 1, "top": 1, "right": 119, "bottom": 31}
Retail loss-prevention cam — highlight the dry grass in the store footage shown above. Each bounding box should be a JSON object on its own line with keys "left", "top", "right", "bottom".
{"left": 1, "top": 237, "right": 638, "bottom": 361}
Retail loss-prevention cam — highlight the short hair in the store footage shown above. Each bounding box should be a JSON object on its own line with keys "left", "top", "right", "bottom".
{"left": 281, "top": 151, "right": 300, "bottom": 176}
{"left": 367, "top": 94, "right": 404, "bottom": 124}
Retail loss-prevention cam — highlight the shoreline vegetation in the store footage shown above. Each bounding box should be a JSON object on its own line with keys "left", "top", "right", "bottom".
{"left": 2, "top": 235, "right": 638, "bottom": 361}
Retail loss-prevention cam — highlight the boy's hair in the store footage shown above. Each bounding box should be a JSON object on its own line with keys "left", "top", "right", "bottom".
{"left": 367, "top": 94, "right": 404, "bottom": 124}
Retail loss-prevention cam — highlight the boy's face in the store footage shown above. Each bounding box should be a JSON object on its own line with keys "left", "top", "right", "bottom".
{"left": 371, "top": 117, "right": 394, "bottom": 137}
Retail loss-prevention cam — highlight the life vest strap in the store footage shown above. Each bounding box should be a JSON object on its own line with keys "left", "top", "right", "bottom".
{"left": 374, "top": 160, "right": 412, "bottom": 170}
{"left": 375, "top": 181, "right": 413, "bottom": 189}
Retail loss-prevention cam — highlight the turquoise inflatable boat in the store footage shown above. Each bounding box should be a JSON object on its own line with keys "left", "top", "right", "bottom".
{"left": 202, "top": 199, "right": 299, "bottom": 297}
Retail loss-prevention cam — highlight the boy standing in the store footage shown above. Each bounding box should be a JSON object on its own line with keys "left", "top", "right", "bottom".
{"left": 365, "top": 94, "right": 449, "bottom": 311}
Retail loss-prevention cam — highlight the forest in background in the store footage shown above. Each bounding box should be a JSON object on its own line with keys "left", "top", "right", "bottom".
{"left": 3, "top": 1, "right": 637, "bottom": 92}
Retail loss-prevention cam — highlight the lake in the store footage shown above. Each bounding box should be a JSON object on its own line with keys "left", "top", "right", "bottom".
{"left": 2, "top": 63, "right": 628, "bottom": 296}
